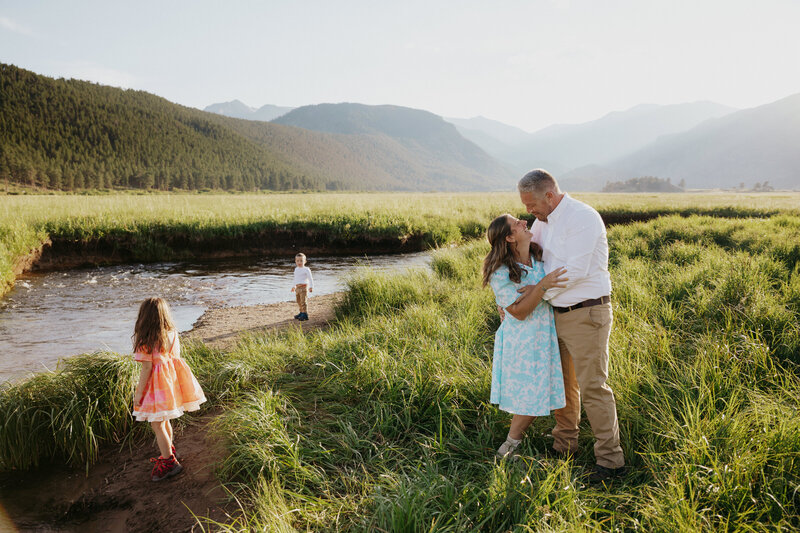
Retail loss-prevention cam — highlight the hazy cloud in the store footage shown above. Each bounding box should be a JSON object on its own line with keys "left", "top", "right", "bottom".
{"left": 0, "top": 16, "right": 34, "bottom": 36}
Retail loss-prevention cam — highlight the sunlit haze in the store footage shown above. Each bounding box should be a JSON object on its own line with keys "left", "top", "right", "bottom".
{"left": 2, "top": 0, "right": 800, "bottom": 131}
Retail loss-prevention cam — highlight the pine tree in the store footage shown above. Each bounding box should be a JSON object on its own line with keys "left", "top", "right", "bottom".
{"left": 0, "top": 62, "right": 325, "bottom": 192}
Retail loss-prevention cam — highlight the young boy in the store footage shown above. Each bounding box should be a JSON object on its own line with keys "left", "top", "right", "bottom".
{"left": 291, "top": 253, "right": 313, "bottom": 321}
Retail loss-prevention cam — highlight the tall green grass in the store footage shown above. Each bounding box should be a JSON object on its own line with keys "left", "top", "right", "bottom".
{"left": 0, "top": 218, "right": 47, "bottom": 295}
{"left": 3, "top": 192, "right": 799, "bottom": 297}
{"left": 1, "top": 213, "right": 799, "bottom": 530}
{"left": 0, "top": 353, "right": 139, "bottom": 470}
{"left": 0, "top": 342, "right": 228, "bottom": 471}
{"left": 199, "top": 214, "right": 799, "bottom": 531}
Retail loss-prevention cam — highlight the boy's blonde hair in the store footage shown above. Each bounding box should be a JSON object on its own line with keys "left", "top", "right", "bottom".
{"left": 295, "top": 253, "right": 306, "bottom": 260}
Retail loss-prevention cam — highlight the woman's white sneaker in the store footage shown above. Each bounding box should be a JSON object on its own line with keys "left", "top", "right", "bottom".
{"left": 496, "top": 436, "right": 521, "bottom": 460}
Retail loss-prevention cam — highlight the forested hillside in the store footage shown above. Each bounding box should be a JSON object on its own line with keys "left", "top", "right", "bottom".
{"left": 271, "top": 103, "right": 515, "bottom": 190}
{"left": 0, "top": 64, "right": 516, "bottom": 192}
{"left": 0, "top": 63, "right": 318, "bottom": 191}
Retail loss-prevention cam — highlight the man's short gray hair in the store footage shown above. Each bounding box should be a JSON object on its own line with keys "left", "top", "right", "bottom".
{"left": 518, "top": 169, "right": 561, "bottom": 194}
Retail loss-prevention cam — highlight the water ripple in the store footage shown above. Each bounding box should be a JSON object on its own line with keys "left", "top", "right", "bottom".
{"left": 0, "top": 252, "right": 430, "bottom": 382}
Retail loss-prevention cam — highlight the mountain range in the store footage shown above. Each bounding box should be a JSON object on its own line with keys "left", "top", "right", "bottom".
{"left": 205, "top": 95, "right": 800, "bottom": 191}
{"left": 575, "top": 92, "right": 800, "bottom": 190}
{"left": 448, "top": 101, "right": 800, "bottom": 191}
{"left": 5, "top": 61, "right": 798, "bottom": 193}
{"left": 1, "top": 64, "right": 513, "bottom": 192}
{"left": 518, "top": 103, "right": 733, "bottom": 173}
{"left": 209, "top": 97, "right": 800, "bottom": 190}
{"left": 446, "top": 103, "right": 736, "bottom": 175}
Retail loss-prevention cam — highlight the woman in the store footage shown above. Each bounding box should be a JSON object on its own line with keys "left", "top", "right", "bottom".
{"left": 482, "top": 214, "right": 568, "bottom": 459}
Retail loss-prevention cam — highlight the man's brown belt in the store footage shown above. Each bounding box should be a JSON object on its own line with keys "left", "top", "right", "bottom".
{"left": 553, "top": 295, "right": 610, "bottom": 313}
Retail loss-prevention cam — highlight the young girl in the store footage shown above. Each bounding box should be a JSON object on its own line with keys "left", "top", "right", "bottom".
{"left": 482, "top": 214, "right": 568, "bottom": 460}
{"left": 132, "top": 297, "right": 206, "bottom": 481}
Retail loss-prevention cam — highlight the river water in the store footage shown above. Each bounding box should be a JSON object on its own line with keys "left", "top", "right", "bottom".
{"left": 0, "top": 252, "right": 431, "bottom": 382}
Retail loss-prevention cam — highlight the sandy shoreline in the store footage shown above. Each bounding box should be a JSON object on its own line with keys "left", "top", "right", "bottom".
{"left": 184, "top": 291, "right": 342, "bottom": 349}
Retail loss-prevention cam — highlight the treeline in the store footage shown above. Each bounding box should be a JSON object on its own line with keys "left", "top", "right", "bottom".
{"left": 0, "top": 63, "right": 322, "bottom": 191}
{"left": 602, "top": 176, "right": 684, "bottom": 193}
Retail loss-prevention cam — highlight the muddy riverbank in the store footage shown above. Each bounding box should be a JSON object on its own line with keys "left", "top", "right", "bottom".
{"left": 26, "top": 230, "right": 429, "bottom": 272}
{"left": 185, "top": 293, "right": 341, "bottom": 349}
{"left": 19, "top": 208, "right": 773, "bottom": 274}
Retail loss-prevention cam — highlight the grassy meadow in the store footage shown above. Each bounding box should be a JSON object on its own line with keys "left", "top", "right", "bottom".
{"left": 2, "top": 191, "right": 799, "bottom": 297}
{"left": 1, "top": 200, "right": 799, "bottom": 530}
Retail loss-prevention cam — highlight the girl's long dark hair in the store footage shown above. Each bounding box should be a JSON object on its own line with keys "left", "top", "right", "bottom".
{"left": 133, "top": 297, "right": 176, "bottom": 354}
{"left": 481, "top": 214, "right": 542, "bottom": 288}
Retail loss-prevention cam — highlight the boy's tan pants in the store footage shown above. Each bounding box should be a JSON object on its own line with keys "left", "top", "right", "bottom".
{"left": 295, "top": 284, "right": 307, "bottom": 313}
{"left": 551, "top": 303, "right": 624, "bottom": 469}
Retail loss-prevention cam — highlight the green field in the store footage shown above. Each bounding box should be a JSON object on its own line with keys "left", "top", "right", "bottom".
{"left": 1, "top": 196, "right": 799, "bottom": 530}
{"left": 3, "top": 191, "right": 799, "bottom": 297}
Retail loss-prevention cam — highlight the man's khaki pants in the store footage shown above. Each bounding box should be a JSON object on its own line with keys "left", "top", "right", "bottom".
{"left": 552, "top": 303, "right": 624, "bottom": 469}
{"left": 295, "top": 284, "right": 308, "bottom": 313}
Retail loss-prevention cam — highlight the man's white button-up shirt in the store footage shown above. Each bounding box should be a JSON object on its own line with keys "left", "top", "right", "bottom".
{"left": 530, "top": 194, "right": 611, "bottom": 307}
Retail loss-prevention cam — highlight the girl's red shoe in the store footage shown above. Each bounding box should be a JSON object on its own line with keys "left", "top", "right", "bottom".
{"left": 150, "top": 455, "right": 183, "bottom": 482}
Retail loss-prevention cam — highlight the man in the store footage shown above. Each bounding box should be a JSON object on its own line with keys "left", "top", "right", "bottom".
{"left": 515, "top": 169, "right": 625, "bottom": 482}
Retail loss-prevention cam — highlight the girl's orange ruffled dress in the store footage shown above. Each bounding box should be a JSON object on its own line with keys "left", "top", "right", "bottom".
{"left": 132, "top": 331, "right": 206, "bottom": 421}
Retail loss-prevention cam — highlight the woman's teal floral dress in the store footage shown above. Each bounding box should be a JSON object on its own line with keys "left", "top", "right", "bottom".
{"left": 489, "top": 263, "right": 565, "bottom": 416}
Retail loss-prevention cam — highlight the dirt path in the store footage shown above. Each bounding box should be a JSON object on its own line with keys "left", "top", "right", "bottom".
{"left": 0, "top": 411, "right": 228, "bottom": 532}
{"left": 185, "top": 292, "right": 342, "bottom": 349}
{"left": 0, "top": 295, "right": 342, "bottom": 532}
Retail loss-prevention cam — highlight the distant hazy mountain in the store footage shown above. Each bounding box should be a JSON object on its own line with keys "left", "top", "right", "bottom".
{"left": 590, "top": 93, "right": 800, "bottom": 190}
{"left": 498, "top": 102, "right": 736, "bottom": 175}
{"left": 445, "top": 116, "right": 531, "bottom": 158}
{"left": 448, "top": 126, "right": 512, "bottom": 161}
{"left": 205, "top": 100, "right": 295, "bottom": 122}
{"left": 272, "top": 103, "right": 515, "bottom": 190}
{"left": 204, "top": 99, "right": 255, "bottom": 118}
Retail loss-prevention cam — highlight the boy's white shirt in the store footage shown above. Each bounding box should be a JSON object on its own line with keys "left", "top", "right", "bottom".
{"left": 293, "top": 266, "right": 314, "bottom": 289}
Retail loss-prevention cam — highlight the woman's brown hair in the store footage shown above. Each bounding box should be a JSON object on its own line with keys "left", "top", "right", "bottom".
{"left": 133, "top": 297, "right": 176, "bottom": 354}
{"left": 481, "top": 214, "right": 542, "bottom": 288}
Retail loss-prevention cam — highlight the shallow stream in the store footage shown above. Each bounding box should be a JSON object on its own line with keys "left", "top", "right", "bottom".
{"left": 0, "top": 252, "right": 430, "bottom": 382}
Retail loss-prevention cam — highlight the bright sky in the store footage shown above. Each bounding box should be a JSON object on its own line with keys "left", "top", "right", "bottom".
{"left": 2, "top": 0, "right": 799, "bottom": 132}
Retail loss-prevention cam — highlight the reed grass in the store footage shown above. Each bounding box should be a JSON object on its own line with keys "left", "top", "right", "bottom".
{"left": 197, "top": 214, "right": 800, "bottom": 531}
{"left": 3, "top": 191, "right": 799, "bottom": 297}
{"left": 0, "top": 352, "right": 140, "bottom": 470}
{"left": 1, "top": 212, "right": 799, "bottom": 530}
